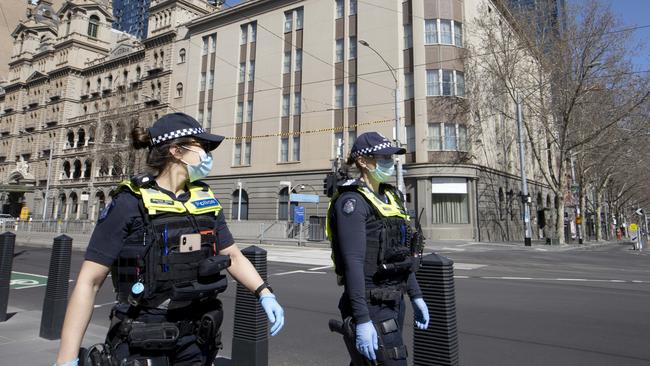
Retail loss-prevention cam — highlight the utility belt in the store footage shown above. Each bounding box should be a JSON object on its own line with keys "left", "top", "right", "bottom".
{"left": 329, "top": 317, "right": 408, "bottom": 365}
{"left": 365, "top": 284, "right": 406, "bottom": 305}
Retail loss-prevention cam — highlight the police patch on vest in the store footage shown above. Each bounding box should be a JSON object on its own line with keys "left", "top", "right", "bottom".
{"left": 192, "top": 198, "right": 218, "bottom": 208}
{"left": 98, "top": 200, "right": 114, "bottom": 223}
{"left": 150, "top": 198, "right": 175, "bottom": 205}
{"left": 343, "top": 199, "right": 356, "bottom": 214}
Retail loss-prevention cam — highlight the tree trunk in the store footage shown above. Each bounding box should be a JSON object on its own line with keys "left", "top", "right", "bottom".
{"left": 579, "top": 190, "right": 587, "bottom": 242}
{"left": 594, "top": 190, "right": 603, "bottom": 241}
{"left": 555, "top": 193, "right": 566, "bottom": 244}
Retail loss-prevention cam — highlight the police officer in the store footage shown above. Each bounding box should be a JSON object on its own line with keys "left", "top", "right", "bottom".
{"left": 327, "top": 132, "right": 430, "bottom": 366}
{"left": 55, "top": 113, "right": 284, "bottom": 366}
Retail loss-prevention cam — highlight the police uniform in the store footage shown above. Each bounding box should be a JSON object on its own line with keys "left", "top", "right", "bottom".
{"left": 84, "top": 113, "right": 233, "bottom": 366}
{"left": 327, "top": 133, "right": 424, "bottom": 366}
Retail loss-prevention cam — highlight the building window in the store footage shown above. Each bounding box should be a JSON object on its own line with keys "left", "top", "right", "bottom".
{"left": 280, "top": 138, "right": 289, "bottom": 162}
{"left": 458, "top": 125, "right": 468, "bottom": 151}
{"left": 283, "top": 52, "right": 292, "bottom": 74}
{"left": 335, "top": 39, "right": 344, "bottom": 62}
{"left": 335, "top": 84, "right": 344, "bottom": 109}
{"left": 237, "top": 102, "right": 244, "bottom": 124}
{"left": 440, "top": 20, "right": 452, "bottom": 44}
{"left": 278, "top": 187, "right": 298, "bottom": 220}
{"left": 334, "top": 132, "right": 343, "bottom": 156}
{"left": 336, "top": 0, "right": 344, "bottom": 18}
{"left": 176, "top": 82, "right": 183, "bottom": 97}
{"left": 455, "top": 71, "right": 465, "bottom": 97}
{"left": 348, "top": 82, "right": 357, "bottom": 107}
{"left": 426, "top": 70, "right": 440, "bottom": 96}
{"left": 87, "top": 15, "right": 99, "bottom": 38}
{"left": 250, "top": 23, "right": 257, "bottom": 42}
{"left": 202, "top": 36, "right": 209, "bottom": 55}
{"left": 349, "top": 0, "right": 357, "bottom": 15}
{"left": 178, "top": 48, "right": 186, "bottom": 63}
{"left": 240, "top": 26, "right": 248, "bottom": 44}
{"left": 296, "top": 8, "right": 304, "bottom": 30}
{"left": 292, "top": 137, "right": 300, "bottom": 161}
{"left": 284, "top": 12, "right": 293, "bottom": 32}
{"left": 294, "top": 92, "right": 301, "bottom": 115}
{"left": 428, "top": 123, "right": 442, "bottom": 150}
{"left": 234, "top": 143, "right": 241, "bottom": 165}
{"left": 231, "top": 189, "right": 249, "bottom": 220}
{"left": 432, "top": 178, "right": 469, "bottom": 224}
{"left": 200, "top": 72, "right": 206, "bottom": 91}
{"left": 198, "top": 110, "right": 204, "bottom": 124}
{"left": 404, "top": 72, "right": 414, "bottom": 99}
{"left": 454, "top": 22, "right": 463, "bottom": 47}
{"left": 295, "top": 49, "right": 302, "bottom": 71}
{"left": 282, "top": 94, "right": 290, "bottom": 117}
{"left": 406, "top": 125, "right": 415, "bottom": 154}
{"left": 425, "top": 19, "right": 437, "bottom": 44}
{"left": 442, "top": 70, "right": 453, "bottom": 96}
{"left": 349, "top": 36, "right": 357, "bottom": 59}
{"left": 210, "top": 34, "right": 217, "bottom": 53}
{"left": 444, "top": 123, "right": 457, "bottom": 150}
{"left": 248, "top": 60, "right": 255, "bottom": 81}
{"left": 404, "top": 24, "right": 413, "bottom": 48}
{"left": 246, "top": 100, "right": 253, "bottom": 122}
{"left": 239, "top": 63, "right": 246, "bottom": 83}
{"left": 244, "top": 141, "right": 251, "bottom": 165}
{"left": 208, "top": 71, "right": 214, "bottom": 89}
{"left": 206, "top": 108, "right": 212, "bottom": 128}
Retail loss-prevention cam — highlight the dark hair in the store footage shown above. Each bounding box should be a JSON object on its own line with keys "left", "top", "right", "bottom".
{"left": 131, "top": 125, "right": 196, "bottom": 175}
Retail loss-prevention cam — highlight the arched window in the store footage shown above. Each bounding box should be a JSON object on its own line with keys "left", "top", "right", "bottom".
{"left": 88, "top": 126, "right": 96, "bottom": 144}
{"left": 278, "top": 187, "right": 298, "bottom": 221}
{"left": 176, "top": 82, "right": 183, "bottom": 97}
{"left": 62, "top": 161, "right": 71, "bottom": 178}
{"left": 231, "top": 189, "right": 249, "bottom": 220}
{"left": 112, "top": 155, "right": 123, "bottom": 176}
{"left": 99, "top": 157, "right": 110, "bottom": 176}
{"left": 73, "top": 159, "right": 82, "bottom": 179}
{"left": 65, "top": 13, "right": 71, "bottom": 36}
{"left": 115, "top": 121, "right": 126, "bottom": 141}
{"left": 103, "top": 124, "right": 113, "bottom": 143}
{"left": 70, "top": 192, "right": 78, "bottom": 214}
{"left": 96, "top": 191, "right": 106, "bottom": 217}
{"left": 87, "top": 15, "right": 99, "bottom": 38}
{"left": 77, "top": 128, "right": 86, "bottom": 147}
{"left": 66, "top": 130, "right": 75, "bottom": 148}
{"left": 58, "top": 193, "right": 66, "bottom": 217}
{"left": 178, "top": 48, "right": 186, "bottom": 63}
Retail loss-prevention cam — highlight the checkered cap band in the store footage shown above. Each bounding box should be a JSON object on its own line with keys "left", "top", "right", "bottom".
{"left": 350, "top": 142, "right": 392, "bottom": 158}
{"left": 151, "top": 127, "right": 205, "bottom": 145}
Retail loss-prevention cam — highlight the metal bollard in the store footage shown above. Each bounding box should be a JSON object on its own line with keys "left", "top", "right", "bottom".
{"left": 413, "top": 253, "right": 459, "bottom": 366}
{"left": 40, "top": 234, "right": 73, "bottom": 340}
{"left": 0, "top": 232, "right": 16, "bottom": 322}
{"left": 231, "top": 246, "right": 269, "bottom": 366}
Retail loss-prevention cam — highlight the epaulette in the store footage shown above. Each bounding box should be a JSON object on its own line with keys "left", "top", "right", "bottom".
{"left": 131, "top": 173, "right": 155, "bottom": 187}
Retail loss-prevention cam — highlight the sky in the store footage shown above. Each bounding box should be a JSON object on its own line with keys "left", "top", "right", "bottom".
{"left": 225, "top": 0, "right": 649, "bottom": 71}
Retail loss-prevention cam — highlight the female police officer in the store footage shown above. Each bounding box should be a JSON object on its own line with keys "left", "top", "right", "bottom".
{"left": 55, "top": 113, "right": 284, "bottom": 366}
{"left": 327, "top": 132, "right": 430, "bottom": 366}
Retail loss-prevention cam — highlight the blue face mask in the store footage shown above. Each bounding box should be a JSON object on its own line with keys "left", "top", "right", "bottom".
{"left": 181, "top": 146, "right": 213, "bottom": 182}
{"left": 368, "top": 159, "right": 395, "bottom": 183}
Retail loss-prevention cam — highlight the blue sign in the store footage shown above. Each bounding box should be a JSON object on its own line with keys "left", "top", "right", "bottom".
{"left": 294, "top": 206, "right": 305, "bottom": 224}
{"left": 290, "top": 193, "right": 320, "bottom": 203}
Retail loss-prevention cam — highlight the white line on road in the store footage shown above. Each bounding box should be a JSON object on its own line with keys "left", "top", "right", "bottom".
{"left": 272, "top": 270, "right": 327, "bottom": 276}
{"left": 94, "top": 301, "right": 117, "bottom": 309}
{"left": 456, "top": 276, "right": 650, "bottom": 284}
{"left": 308, "top": 265, "right": 333, "bottom": 271}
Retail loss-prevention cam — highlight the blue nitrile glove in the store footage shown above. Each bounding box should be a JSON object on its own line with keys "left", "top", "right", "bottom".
{"left": 355, "top": 321, "right": 378, "bottom": 362}
{"left": 260, "top": 293, "right": 285, "bottom": 336}
{"left": 412, "top": 297, "right": 430, "bottom": 330}
{"left": 54, "top": 358, "right": 79, "bottom": 366}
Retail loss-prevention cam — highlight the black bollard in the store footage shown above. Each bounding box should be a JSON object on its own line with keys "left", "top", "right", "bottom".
{"left": 413, "top": 253, "right": 459, "bottom": 366}
{"left": 0, "top": 232, "right": 16, "bottom": 322}
{"left": 231, "top": 246, "right": 269, "bottom": 366}
{"left": 40, "top": 234, "right": 73, "bottom": 340}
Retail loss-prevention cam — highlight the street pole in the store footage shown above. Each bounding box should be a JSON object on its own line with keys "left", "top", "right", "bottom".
{"left": 237, "top": 181, "right": 242, "bottom": 221}
{"left": 570, "top": 155, "right": 583, "bottom": 244}
{"left": 516, "top": 94, "right": 532, "bottom": 246}
{"left": 359, "top": 40, "right": 404, "bottom": 194}
{"left": 42, "top": 139, "right": 54, "bottom": 220}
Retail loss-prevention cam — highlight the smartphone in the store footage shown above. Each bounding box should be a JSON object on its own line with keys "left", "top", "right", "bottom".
{"left": 179, "top": 233, "right": 201, "bottom": 252}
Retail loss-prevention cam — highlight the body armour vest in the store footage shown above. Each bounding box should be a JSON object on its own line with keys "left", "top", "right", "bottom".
{"left": 327, "top": 180, "right": 416, "bottom": 288}
{"left": 111, "top": 177, "right": 229, "bottom": 309}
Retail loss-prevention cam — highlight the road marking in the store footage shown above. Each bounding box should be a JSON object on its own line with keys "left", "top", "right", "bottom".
{"left": 308, "top": 265, "right": 333, "bottom": 271}
{"left": 94, "top": 301, "right": 117, "bottom": 309}
{"left": 455, "top": 276, "right": 650, "bottom": 284}
{"left": 10, "top": 271, "right": 47, "bottom": 290}
{"left": 454, "top": 263, "right": 487, "bottom": 270}
{"left": 441, "top": 247, "right": 466, "bottom": 252}
{"left": 273, "top": 270, "right": 327, "bottom": 276}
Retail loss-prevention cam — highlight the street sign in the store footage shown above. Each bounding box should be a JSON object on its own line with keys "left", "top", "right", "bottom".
{"left": 629, "top": 223, "right": 638, "bottom": 232}
{"left": 575, "top": 216, "right": 582, "bottom": 225}
{"left": 635, "top": 208, "right": 644, "bottom": 216}
{"left": 294, "top": 206, "right": 305, "bottom": 224}
{"left": 290, "top": 193, "right": 320, "bottom": 203}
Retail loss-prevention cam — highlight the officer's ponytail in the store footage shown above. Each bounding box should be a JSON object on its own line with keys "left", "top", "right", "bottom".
{"left": 131, "top": 125, "right": 152, "bottom": 150}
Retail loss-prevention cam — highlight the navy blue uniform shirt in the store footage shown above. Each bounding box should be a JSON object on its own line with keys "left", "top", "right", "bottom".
{"left": 333, "top": 183, "right": 422, "bottom": 324}
{"left": 85, "top": 181, "right": 235, "bottom": 267}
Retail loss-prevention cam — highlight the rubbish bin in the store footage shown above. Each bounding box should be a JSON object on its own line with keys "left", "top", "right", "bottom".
{"left": 308, "top": 216, "right": 326, "bottom": 241}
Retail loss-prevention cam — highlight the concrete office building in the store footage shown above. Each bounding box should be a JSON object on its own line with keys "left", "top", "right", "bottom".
{"left": 0, "top": 0, "right": 554, "bottom": 242}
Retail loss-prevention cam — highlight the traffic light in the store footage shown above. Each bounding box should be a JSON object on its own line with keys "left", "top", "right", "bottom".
{"left": 323, "top": 173, "right": 336, "bottom": 197}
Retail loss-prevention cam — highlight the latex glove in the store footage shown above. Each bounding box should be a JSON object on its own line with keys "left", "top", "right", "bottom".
{"left": 260, "top": 293, "right": 285, "bottom": 336}
{"left": 412, "top": 297, "right": 430, "bottom": 330}
{"left": 355, "top": 321, "right": 378, "bottom": 362}
{"left": 54, "top": 358, "right": 79, "bottom": 366}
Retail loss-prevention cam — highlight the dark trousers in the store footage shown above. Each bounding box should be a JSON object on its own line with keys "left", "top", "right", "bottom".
{"left": 107, "top": 302, "right": 221, "bottom": 366}
{"left": 339, "top": 296, "right": 407, "bottom": 366}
